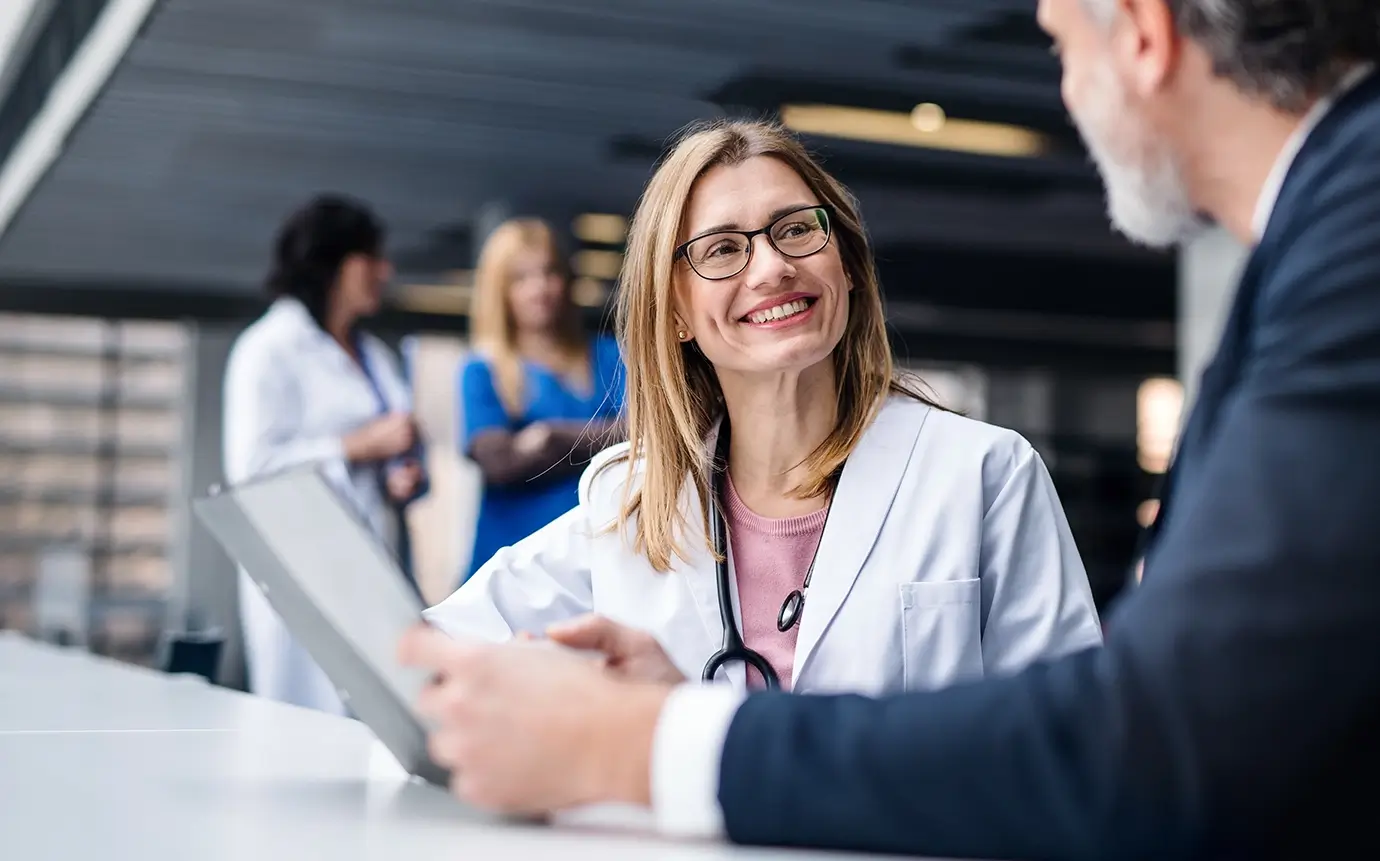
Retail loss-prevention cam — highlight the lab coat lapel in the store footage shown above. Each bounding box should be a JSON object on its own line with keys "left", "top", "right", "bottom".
{"left": 279, "top": 299, "right": 386, "bottom": 409}
{"left": 673, "top": 419, "right": 747, "bottom": 689}
{"left": 792, "top": 400, "right": 926, "bottom": 687}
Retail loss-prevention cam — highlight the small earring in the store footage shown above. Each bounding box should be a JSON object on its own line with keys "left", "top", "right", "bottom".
{"left": 676, "top": 329, "right": 688, "bottom": 341}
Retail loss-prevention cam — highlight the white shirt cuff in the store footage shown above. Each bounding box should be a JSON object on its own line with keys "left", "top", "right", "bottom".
{"left": 650, "top": 682, "right": 746, "bottom": 839}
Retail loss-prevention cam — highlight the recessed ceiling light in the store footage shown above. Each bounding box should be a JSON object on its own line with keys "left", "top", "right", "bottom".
{"left": 780, "top": 104, "right": 1047, "bottom": 158}
{"left": 910, "top": 102, "right": 946, "bottom": 133}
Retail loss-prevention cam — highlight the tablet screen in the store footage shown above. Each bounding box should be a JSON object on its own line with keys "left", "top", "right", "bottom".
{"left": 228, "top": 471, "right": 435, "bottom": 710}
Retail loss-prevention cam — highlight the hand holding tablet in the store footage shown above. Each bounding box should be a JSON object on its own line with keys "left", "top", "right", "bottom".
{"left": 396, "top": 624, "right": 669, "bottom": 815}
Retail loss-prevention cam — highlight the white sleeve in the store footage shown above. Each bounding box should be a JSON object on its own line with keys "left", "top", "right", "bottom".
{"left": 424, "top": 448, "right": 635, "bottom": 641}
{"left": 650, "top": 683, "right": 746, "bottom": 839}
{"left": 978, "top": 440, "right": 1104, "bottom": 675}
{"left": 222, "top": 337, "right": 350, "bottom": 488}
{"left": 422, "top": 506, "right": 595, "bottom": 642}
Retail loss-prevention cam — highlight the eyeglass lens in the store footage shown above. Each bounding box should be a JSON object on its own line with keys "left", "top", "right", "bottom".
{"left": 684, "top": 206, "right": 831, "bottom": 279}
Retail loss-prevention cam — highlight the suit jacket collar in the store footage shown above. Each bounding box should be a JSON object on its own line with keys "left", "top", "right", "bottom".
{"left": 1143, "top": 67, "right": 1380, "bottom": 569}
{"left": 1258, "top": 66, "right": 1380, "bottom": 252}
{"left": 1252, "top": 63, "right": 1375, "bottom": 240}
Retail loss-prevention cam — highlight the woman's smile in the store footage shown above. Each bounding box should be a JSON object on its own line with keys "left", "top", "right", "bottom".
{"left": 740, "top": 294, "right": 818, "bottom": 328}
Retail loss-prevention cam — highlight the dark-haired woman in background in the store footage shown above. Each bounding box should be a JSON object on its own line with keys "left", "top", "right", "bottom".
{"left": 223, "top": 193, "right": 427, "bottom": 714}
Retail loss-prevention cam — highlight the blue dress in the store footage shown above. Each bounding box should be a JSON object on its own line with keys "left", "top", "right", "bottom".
{"left": 458, "top": 334, "right": 625, "bottom": 583}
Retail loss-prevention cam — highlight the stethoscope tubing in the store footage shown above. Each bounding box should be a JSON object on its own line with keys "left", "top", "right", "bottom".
{"left": 702, "top": 418, "right": 783, "bottom": 689}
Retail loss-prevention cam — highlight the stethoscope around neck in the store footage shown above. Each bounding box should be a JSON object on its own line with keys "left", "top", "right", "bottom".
{"left": 700, "top": 418, "right": 830, "bottom": 690}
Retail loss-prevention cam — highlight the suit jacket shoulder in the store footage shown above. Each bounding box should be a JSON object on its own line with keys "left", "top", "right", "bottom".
{"left": 1256, "top": 71, "right": 1380, "bottom": 311}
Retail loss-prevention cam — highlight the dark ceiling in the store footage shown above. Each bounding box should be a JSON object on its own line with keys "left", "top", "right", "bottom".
{"left": 0, "top": 0, "right": 1175, "bottom": 372}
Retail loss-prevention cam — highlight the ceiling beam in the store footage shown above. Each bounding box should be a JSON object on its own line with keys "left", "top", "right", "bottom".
{"left": 0, "top": 0, "right": 158, "bottom": 240}
{"left": 0, "top": 0, "right": 55, "bottom": 102}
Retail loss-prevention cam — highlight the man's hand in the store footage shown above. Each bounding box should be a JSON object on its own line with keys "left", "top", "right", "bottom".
{"left": 545, "top": 615, "right": 688, "bottom": 685}
{"left": 397, "top": 626, "right": 671, "bottom": 815}
{"left": 386, "top": 461, "right": 424, "bottom": 502}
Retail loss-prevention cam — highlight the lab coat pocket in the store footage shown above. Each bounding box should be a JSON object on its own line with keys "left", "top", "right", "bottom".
{"left": 900, "top": 579, "right": 983, "bottom": 691}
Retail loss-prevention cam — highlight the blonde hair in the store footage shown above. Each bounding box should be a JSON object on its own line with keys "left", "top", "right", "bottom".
{"left": 469, "top": 218, "right": 585, "bottom": 417}
{"left": 610, "top": 118, "right": 936, "bottom": 572}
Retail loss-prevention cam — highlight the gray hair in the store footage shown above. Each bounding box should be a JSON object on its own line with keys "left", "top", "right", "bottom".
{"left": 1084, "top": 0, "right": 1380, "bottom": 111}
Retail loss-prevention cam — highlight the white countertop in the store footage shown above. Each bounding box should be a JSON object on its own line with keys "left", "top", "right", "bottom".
{"left": 0, "top": 632, "right": 919, "bottom": 860}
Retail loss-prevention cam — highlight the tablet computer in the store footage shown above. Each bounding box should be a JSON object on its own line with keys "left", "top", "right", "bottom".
{"left": 192, "top": 464, "right": 449, "bottom": 786}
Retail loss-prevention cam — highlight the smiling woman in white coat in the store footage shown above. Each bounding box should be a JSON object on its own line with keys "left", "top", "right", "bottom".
{"left": 422, "top": 120, "right": 1101, "bottom": 697}
{"left": 224, "top": 194, "right": 427, "bottom": 714}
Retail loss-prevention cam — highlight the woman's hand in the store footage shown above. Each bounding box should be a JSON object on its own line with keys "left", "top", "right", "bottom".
{"left": 343, "top": 412, "right": 416, "bottom": 462}
{"left": 544, "top": 614, "right": 688, "bottom": 685}
{"left": 386, "top": 460, "right": 424, "bottom": 502}
{"left": 512, "top": 421, "right": 554, "bottom": 456}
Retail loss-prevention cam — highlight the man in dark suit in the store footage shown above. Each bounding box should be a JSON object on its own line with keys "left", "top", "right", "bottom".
{"left": 398, "top": 1, "right": 1380, "bottom": 857}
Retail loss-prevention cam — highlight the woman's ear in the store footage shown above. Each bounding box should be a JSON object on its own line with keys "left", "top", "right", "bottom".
{"left": 670, "top": 291, "right": 694, "bottom": 342}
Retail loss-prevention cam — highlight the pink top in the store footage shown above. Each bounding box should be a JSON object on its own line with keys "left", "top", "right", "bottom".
{"left": 723, "top": 474, "right": 829, "bottom": 691}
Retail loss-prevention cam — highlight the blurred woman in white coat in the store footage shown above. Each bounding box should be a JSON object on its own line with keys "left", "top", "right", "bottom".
{"left": 422, "top": 121, "right": 1101, "bottom": 696}
{"left": 224, "top": 194, "right": 427, "bottom": 713}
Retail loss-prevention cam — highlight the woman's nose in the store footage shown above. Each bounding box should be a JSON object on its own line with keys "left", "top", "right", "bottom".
{"left": 742, "top": 234, "right": 796, "bottom": 290}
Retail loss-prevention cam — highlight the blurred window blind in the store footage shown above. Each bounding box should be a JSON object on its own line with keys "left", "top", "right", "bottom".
{"left": 0, "top": 312, "right": 187, "bottom": 665}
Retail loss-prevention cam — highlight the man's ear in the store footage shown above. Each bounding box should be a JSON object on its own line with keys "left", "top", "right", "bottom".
{"left": 1118, "top": 0, "right": 1179, "bottom": 97}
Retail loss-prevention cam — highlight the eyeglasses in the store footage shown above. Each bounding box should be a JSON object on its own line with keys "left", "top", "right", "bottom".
{"left": 674, "top": 204, "right": 834, "bottom": 281}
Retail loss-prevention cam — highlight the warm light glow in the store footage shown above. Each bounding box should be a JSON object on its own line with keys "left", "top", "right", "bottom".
{"left": 573, "top": 249, "right": 623, "bottom": 281}
{"left": 389, "top": 268, "right": 616, "bottom": 315}
{"left": 780, "top": 103, "right": 1047, "bottom": 158}
{"left": 1137, "top": 377, "right": 1184, "bottom": 474}
{"left": 390, "top": 283, "right": 472, "bottom": 315}
{"left": 1137, "top": 498, "right": 1161, "bottom": 528}
{"left": 572, "top": 213, "right": 628, "bottom": 245}
{"left": 571, "top": 277, "right": 608, "bottom": 307}
{"left": 910, "top": 102, "right": 946, "bottom": 133}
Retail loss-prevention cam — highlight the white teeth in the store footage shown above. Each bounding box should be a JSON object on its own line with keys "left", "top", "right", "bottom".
{"left": 747, "top": 299, "right": 810, "bottom": 324}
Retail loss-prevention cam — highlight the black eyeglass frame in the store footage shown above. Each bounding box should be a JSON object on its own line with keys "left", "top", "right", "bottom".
{"left": 673, "top": 203, "right": 836, "bottom": 281}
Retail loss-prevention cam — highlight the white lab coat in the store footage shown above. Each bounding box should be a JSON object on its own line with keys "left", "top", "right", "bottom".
{"left": 223, "top": 297, "right": 417, "bottom": 713}
{"left": 425, "top": 396, "right": 1102, "bottom": 695}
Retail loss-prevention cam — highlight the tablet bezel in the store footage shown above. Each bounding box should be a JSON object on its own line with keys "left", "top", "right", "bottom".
{"left": 193, "top": 465, "right": 450, "bottom": 787}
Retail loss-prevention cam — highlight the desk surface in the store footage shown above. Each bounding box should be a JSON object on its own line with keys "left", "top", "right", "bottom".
{"left": 0, "top": 633, "right": 928, "bottom": 861}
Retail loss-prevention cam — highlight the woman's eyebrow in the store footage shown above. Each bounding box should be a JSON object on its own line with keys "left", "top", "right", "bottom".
{"left": 686, "top": 203, "right": 819, "bottom": 242}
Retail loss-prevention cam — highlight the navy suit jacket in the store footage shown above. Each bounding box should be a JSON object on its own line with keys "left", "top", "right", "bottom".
{"left": 717, "top": 70, "right": 1380, "bottom": 861}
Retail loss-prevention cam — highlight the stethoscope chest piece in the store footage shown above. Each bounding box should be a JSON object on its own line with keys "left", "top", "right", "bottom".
{"left": 777, "top": 588, "right": 805, "bottom": 633}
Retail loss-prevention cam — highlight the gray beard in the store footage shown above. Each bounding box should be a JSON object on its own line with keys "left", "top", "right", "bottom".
{"left": 1071, "top": 69, "right": 1209, "bottom": 248}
